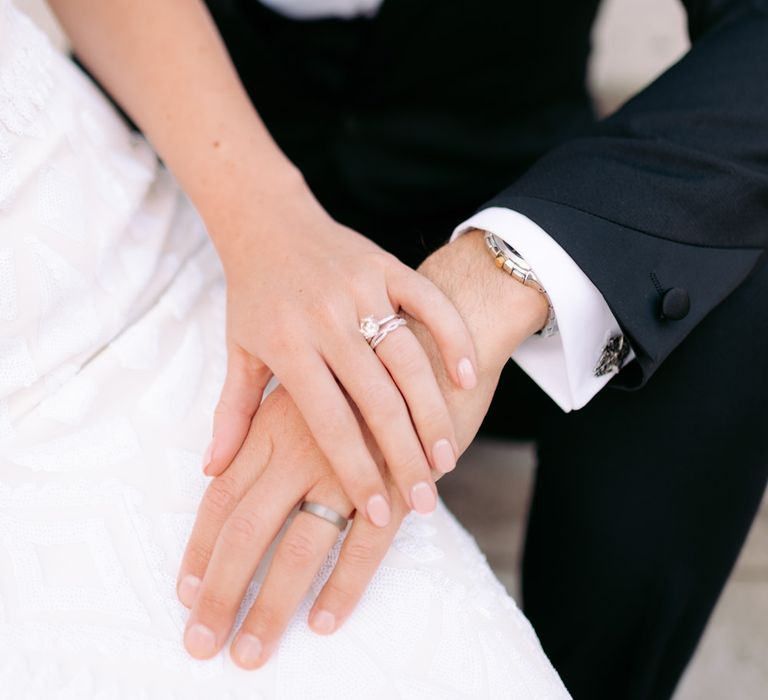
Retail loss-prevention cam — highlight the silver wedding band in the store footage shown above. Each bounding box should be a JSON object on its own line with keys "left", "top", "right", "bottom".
{"left": 359, "top": 314, "right": 407, "bottom": 350}
{"left": 299, "top": 501, "right": 350, "bottom": 531}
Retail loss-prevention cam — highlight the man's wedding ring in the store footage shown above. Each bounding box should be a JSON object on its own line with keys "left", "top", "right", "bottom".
{"left": 359, "top": 314, "right": 407, "bottom": 350}
{"left": 299, "top": 501, "right": 350, "bottom": 531}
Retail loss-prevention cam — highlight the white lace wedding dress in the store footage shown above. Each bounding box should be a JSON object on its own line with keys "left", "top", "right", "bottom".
{"left": 0, "top": 3, "right": 570, "bottom": 698}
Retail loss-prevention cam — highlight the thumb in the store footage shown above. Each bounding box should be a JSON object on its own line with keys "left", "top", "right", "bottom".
{"left": 203, "top": 345, "right": 272, "bottom": 476}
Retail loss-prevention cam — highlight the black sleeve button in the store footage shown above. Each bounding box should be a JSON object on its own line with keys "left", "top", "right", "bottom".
{"left": 660, "top": 287, "right": 690, "bottom": 320}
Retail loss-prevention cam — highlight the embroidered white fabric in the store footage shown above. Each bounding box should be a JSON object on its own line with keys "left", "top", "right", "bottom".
{"left": 0, "top": 3, "right": 570, "bottom": 697}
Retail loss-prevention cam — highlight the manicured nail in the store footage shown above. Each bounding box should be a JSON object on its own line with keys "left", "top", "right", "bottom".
{"left": 311, "top": 609, "right": 336, "bottom": 635}
{"left": 202, "top": 439, "right": 214, "bottom": 474}
{"left": 366, "top": 494, "right": 391, "bottom": 527}
{"left": 178, "top": 574, "right": 201, "bottom": 608}
{"left": 457, "top": 357, "right": 477, "bottom": 390}
{"left": 184, "top": 622, "right": 217, "bottom": 658}
{"left": 432, "top": 439, "right": 456, "bottom": 474}
{"left": 232, "top": 633, "right": 263, "bottom": 668}
{"left": 410, "top": 481, "right": 437, "bottom": 514}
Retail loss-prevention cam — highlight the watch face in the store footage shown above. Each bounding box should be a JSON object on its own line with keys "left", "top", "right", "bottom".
{"left": 494, "top": 235, "right": 533, "bottom": 273}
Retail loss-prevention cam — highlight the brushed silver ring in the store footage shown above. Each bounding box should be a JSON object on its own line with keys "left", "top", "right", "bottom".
{"left": 299, "top": 501, "right": 350, "bottom": 531}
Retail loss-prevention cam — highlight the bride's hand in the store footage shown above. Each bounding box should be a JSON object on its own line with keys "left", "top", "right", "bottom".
{"left": 49, "top": 0, "right": 475, "bottom": 528}
{"left": 204, "top": 179, "right": 478, "bottom": 527}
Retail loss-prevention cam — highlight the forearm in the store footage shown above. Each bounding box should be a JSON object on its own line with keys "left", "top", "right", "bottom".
{"left": 47, "top": 0, "right": 306, "bottom": 252}
{"left": 413, "top": 229, "right": 548, "bottom": 454}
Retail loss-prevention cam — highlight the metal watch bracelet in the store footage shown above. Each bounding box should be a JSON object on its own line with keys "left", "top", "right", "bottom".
{"left": 483, "top": 230, "right": 558, "bottom": 337}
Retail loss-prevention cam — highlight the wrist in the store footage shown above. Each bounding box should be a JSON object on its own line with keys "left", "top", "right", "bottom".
{"left": 417, "top": 229, "right": 549, "bottom": 377}
{"left": 200, "top": 162, "right": 315, "bottom": 268}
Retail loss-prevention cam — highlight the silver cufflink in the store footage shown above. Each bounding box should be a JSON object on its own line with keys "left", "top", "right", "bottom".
{"left": 594, "top": 334, "right": 629, "bottom": 377}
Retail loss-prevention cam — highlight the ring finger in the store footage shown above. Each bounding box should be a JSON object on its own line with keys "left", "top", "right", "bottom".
{"left": 325, "top": 309, "right": 437, "bottom": 514}
{"left": 230, "top": 484, "right": 353, "bottom": 669}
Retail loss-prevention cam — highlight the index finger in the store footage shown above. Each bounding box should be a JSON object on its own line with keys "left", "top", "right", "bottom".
{"left": 176, "top": 425, "right": 272, "bottom": 607}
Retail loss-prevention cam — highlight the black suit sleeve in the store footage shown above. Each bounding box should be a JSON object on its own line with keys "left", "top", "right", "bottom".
{"left": 483, "top": 0, "right": 768, "bottom": 388}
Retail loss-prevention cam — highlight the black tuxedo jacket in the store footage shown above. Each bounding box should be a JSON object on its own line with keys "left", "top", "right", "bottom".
{"left": 207, "top": 0, "right": 768, "bottom": 390}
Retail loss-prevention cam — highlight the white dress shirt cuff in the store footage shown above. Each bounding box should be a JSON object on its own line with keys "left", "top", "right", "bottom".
{"left": 451, "top": 207, "right": 634, "bottom": 412}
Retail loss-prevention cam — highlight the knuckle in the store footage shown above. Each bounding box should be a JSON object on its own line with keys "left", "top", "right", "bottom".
{"left": 418, "top": 404, "right": 450, "bottom": 433}
{"left": 185, "top": 540, "right": 214, "bottom": 571}
{"left": 337, "top": 470, "right": 372, "bottom": 500}
{"left": 314, "top": 414, "right": 349, "bottom": 447}
{"left": 222, "top": 513, "right": 259, "bottom": 546}
{"left": 343, "top": 538, "right": 378, "bottom": 568}
{"left": 289, "top": 424, "right": 323, "bottom": 462}
{"left": 349, "top": 266, "right": 371, "bottom": 292}
{"left": 238, "top": 353, "right": 268, "bottom": 379}
{"left": 309, "top": 418, "right": 359, "bottom": 465}
{"left": 308, "top": 395, "right": 348, "bottom": 436}
{"left": 392, "top": 346, "right": 424, "bottom": 378}
{"left": 247, "top": 599, "right": 282, "bottom": 634}
{"left": 214, "top": 396, "right": 254, "bottom": 421}
{"left": 203, "top": 476, "right": 240, "bottom": 518}
{"left": 198, "top": 589, "right": 235, "bottom": 619}
{"left": 392, "top": 449, "right": 427, "bottom": 478}
{"left": 262, "top": 328, "right": 290, "bottom": 356}
{"left": 277, "top": 531, "right": 318, "bottom": 569}
{"left": 440, "top": 313, "right": 471, "bottom": 344}
{"left": 307, "top": 292, "right": 344, "bottom": 325}
{"left": 320, "top": 580, "right": 358, "bottom": 610}
{"left": 362, "top": 384, "right": 402, "bottom": 425}
{"left": 261, "top": 319, "right": 304, "bottom": 356}
{"left": 374, "top": 250, "right": 399, "bottom": 271}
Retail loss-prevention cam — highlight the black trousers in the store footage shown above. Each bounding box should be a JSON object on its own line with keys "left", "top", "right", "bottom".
{"left": 480, "top": 255, "right": 768, "bottom": 699}
{"left": 203, "top": 4, "right": 768, "bottom": 696}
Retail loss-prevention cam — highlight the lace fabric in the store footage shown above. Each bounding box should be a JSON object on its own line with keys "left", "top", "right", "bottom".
{"left": 0, "top": 2, "right": 570, "bottom": 697}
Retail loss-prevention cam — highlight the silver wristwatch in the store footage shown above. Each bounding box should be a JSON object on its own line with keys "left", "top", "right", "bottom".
{"left": 483, "top": 230, "right": 558, "bottom": 337}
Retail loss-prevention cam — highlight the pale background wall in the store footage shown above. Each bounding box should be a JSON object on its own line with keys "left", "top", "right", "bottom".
{"left": 17, "top": 1, "right": 766, "bottom": 698}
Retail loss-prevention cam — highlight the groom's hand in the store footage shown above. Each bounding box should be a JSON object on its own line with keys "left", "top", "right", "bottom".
{"left": 176, "top": 383, "right": 414, "bottom": 668}
{"left": 407, "top": 228, "right": 549, "bottom": 449}
{"left": 176, "top": 229, "right": 547, "bottom": 668}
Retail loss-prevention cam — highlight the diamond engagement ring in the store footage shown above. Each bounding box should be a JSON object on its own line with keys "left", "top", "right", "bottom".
{"left": 359, "top": 314, "right": 407, "bottom": 350}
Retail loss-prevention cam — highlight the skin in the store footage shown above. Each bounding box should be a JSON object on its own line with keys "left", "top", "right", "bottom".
{"left": 44, "top": 0, "right": 548, "bottom": 669}
{"left": 48, "top": 0, "right": 479, "bottom": 531}
{"left": 177, "top": 229, "right": 548, "bottom": 667}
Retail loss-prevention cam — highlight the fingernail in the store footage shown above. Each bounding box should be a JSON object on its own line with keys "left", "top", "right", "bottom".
{"left": 178, "top": 574, "right": 201, "bottom": 608}
{"left": 232, "top": 633, "right": 263, "bottom": 668}
{"left": 311, "top": 609, "right": 336, "bottom": 635}
{"left": 457, "top": 357, "right": 477, "bottom": 390}
{"left": 410, "top": 481, "right": 437, "bottom": 514}
{"left": 184, "top": 622, "right": 217, "bottom": 658}
{"left": 202, "top": 439, "right": 214, "bottom": 474}
{"left": 366, "top": 494, "right": 391, "bottom": 527}
{"left": 432, "top": 439, "right": 456, "bottom": 474}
